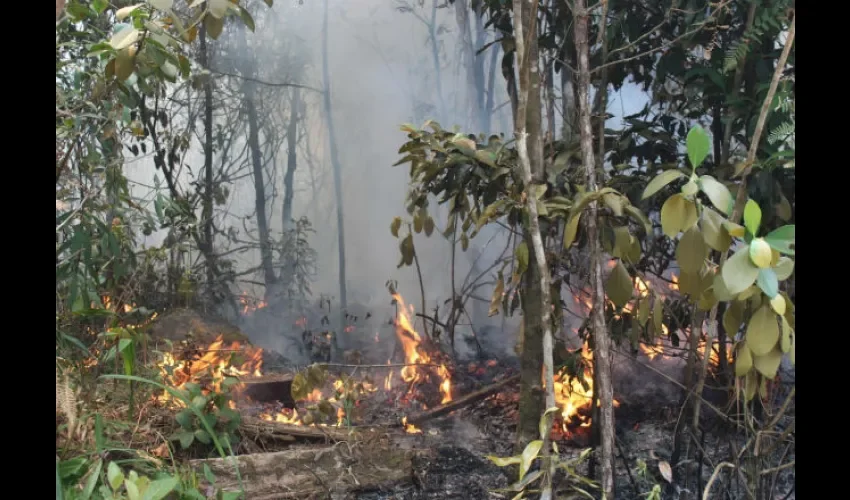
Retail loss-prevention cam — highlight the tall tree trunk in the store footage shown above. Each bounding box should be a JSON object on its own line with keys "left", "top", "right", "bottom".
{"left": 484, "top": 42, "right": 499, "bottom": 133}
{"left": 199, "top": 26, "right": 217, "bottom": 292}
{"left": 282, "top": 87, "right": 300, "bottom": 232}
{"left": 573, "top": 0, "right": 615, "bottom": 496}
{"left": 512, "top": 0, "right": 551, "bottom": 446}
{"left": 560, "top": 64, "right": 575, "bottom": 143}
{"left": 512, "top": 1, "right": 556, "bottom": 496}
{"left": 322, "top": 0, "right": 347, "bottom": 360}
{"left": 244, "top": 90, "right": 277, "bottom": 290}
{"left": 455, "top": 0, "right": 485, "bottom": 131}
{"left": 429, "top": 0, "right": 447, "bottom": 123}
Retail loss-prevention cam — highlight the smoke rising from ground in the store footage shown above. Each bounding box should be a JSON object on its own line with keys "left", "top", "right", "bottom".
{"left": 124, "top": 0, "right": 652, "bottom": 360}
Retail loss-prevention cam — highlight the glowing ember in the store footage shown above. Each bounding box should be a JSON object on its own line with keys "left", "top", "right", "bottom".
{"left": 238, "top": 294, "right": 267, "bottom": 315}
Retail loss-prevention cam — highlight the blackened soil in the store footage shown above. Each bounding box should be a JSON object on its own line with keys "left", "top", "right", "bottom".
{"left": 351, "top": 446, "right": 509, "bottom": 499}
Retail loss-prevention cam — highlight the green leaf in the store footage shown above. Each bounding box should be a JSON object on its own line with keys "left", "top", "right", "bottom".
{"left": 173, "top": 430, "right": 195, "bottom": 449}
{"left": 642, "top": 169, "right": 684, "bottom": 200}
{"left": 735, "top": 344, "right": 753, "bottom": 377}
{"left": 81, "top": 459, "right": 103, "bottom": 500}
{"left": 722, "top": 246, "right": 759, "bottom": 295}
{"left": 563, "top": 213, "right": 581, "bottom": 248}
{"left": 141, "top": 477, "right": 179, "bottom": 500}
{"left": 745, "top": 305, "right": 780, "bottom": 356}
{"left": 175, "top": 410, "right": 193, "bottom": 429}
{"left": 743, "top": 199, "right": 762, "bottom": 236}
{"left": 660, "top": 194, "right": 698, "bottom": 238}
{"left": 686, "top": 126, "right": 711, "bottom": 169}
{"left": 753, "top": 347, "right": 783, "bottom": 379}
{"left": 700, "top": 207, "right": 732, "bottom": 252}
{"left": 203, "top": 463, "right": 216, "bottom": 485}
{"left": 390, "top": 217, "right": 402, "bottom": 238}
{"left": 125, "top": 479, "right": 140, "bottom": 500}
{"left": 676, "top": 227, "right": 707, "bottom": 274}
{"left": 723, "top": 300, "right": 744, "bottom": 336}
{"left": 92, "top": 0, "right": 108, "bottom": 14}
{"left": 624, "top": 205, "right": 653, "bottom": 236}
{"left": 780, "top": 317, "right": 792, "bottom": 353}
{"left": 698, "top": 175, "right": 733, "bottom": 215}
{"left": 611, "top": 226, "right": 632, "bottom": 260}
{"left": 204, "top": 13, "right": 224, "bottom": 39}
{"left": 107, "top": 462, "right": 124, "bottom": 491}
{"left": 773, "top": 257, "right": 794, "bottom": 281}
{"left": 115, "top": 5, "right": 142, "bottom": 21}
{"left": 602, "top": 193, "right": 623, "bottom": 216}
{"left": 749, "top": 238, "right": 773, "bottom": 268}
{"left": 487, "top": 455, "right": 522, "bottom": 467}
{"left": 606, "top": 260, "right": 633, "bottom": 308}
{"left": 756, "top": 268, "right": 779, "bottom": 299}
{"left": 515, "top": 241, "right": 529, "bottom": 274}
{"left": 194, "top": 429, "right": 212, "bottom": 445}
{"left": 764, "top": 225, "right": 795, "bottom": 255}
{"left": 110, "top": 26, "right": 140, "bottom": 50}
{"left": 59, "top": 457, "right": 88, "bottom": 479}
{"left": 238, "top": 6, "right": 256, "bottom": 31}
{"left": 263, "top": 0, "right": 273, "bottom": 6}
{"left": 520, "top": 440, "right": 544, "bottom": 480}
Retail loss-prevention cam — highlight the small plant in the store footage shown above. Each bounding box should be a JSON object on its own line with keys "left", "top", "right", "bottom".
{"left": 170, "top": 381, "right": 242, "bottom": 452}
{"left": 487, "top": 408, "right": 598, "bottom": 499}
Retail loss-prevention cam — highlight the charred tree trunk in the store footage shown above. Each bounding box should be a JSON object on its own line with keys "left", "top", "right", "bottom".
{"left": 573, "top": 0, "right": 615, "bottom": 496}
{"left": 322, "top": 0, "right": 347, "bottom": 360}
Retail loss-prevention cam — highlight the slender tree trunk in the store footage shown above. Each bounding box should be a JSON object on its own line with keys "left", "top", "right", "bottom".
{"left": 484, "top": 42, "right": 499, "bottom": 133}
{"left": 512, "top": 1, "right": 556, "bottom": 496}
{"left": 199, "top": 26, "right": 217, "bottom": 292}
{"left": 244, "top": 91, "right": 277, "bottom": 290}
{"left": 322, "top": 0, "right": 347, "bottom": 360}
{"left": 429, "top": 0, "right": 447, "bottom": 123}
{"left": 455, "top": 0, "right": 485, "bottom": 131}
{"left": 573, "top": 0, "right": 615, "bottom": 496}
{"left": 283, "top": 87, "right": 300, "bottom": 232}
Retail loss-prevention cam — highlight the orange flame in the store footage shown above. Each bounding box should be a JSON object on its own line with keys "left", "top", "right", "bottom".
{"left": 402, "top": 416, "right": 422, "bottom": 434}
{"left": 392, "top": 293, "right": 452, "bottom": 404}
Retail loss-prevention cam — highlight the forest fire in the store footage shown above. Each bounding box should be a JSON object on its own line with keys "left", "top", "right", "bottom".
{"left": 392, "top": 293, "right": 453, "bottom": 405}
{"left": 239, "top": 294, "right": 267, "bottom": 315}
{"left": 155, "top": 335, "right": 263, "bottom": 406}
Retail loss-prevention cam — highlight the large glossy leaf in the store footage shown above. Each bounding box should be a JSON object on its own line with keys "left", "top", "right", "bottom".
{"left": 722, "top": 246, "right": 759, "bottom": 295}
{"left": 642, "top": 169, "right": 685, "bottom": 200}
{"left": 686, "top": 126, "right": 711, "bottom": 168}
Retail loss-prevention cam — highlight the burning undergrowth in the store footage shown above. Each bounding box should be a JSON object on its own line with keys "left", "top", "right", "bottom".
{"left": 149, "top": 264, "right": 734, "bottom": 460}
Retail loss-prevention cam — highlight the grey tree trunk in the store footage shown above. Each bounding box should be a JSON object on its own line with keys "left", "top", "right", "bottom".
{"left": 244, "top": 90, "right": 277, "bottom": 290}
{"left": 573, "top": 0, "right": 615, "bottom": 496}
{"left": 322, "top": 0, "right": 347, "bottom": 359}
{"left": 282, "top": 87, "right": 300, "bottom": 232}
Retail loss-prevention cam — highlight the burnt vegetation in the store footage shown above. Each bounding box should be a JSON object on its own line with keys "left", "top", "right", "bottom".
{"left": 57, "top": 1, "right": 794, "bottom": 499}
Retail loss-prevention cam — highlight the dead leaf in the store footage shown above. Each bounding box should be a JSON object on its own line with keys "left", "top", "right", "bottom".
{"left": 658, "top": 460, "right": 673, "bottom": 483}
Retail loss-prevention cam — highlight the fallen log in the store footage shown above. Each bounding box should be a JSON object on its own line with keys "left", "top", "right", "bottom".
{"left": 239, "top": 415, "right": 351, "bottom": 443}
{"left": 236, "top": 373, "right": 295, "bottom": 406}
{"left": 407, "top": 374, "right": 520, "bottom": 425}
{"left": 190, "top": 443, "right": 427, "bottom": 499}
